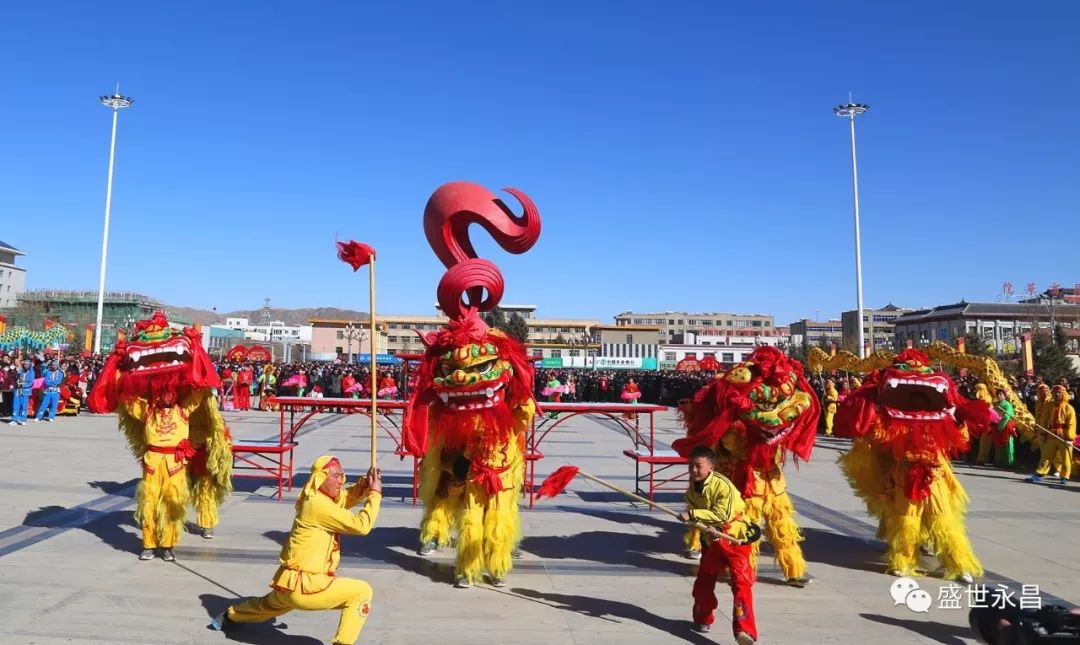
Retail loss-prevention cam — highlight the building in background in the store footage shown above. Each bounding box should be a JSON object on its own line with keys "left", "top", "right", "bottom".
{"left": 309, "top": 309, "right": 603, "bottom": 364}
{"left": 8, "top": 290, "right": 190, "bottom": 351}
{"left": 789, "top": 318, "right": 843, "bottom": 353}
{"left": 841, "top": 303, "right": 913, "bottom": 352}
{"left": 224, "top": 317, "right": 312, "bottom": 344}
{"left": 892, "top": 301, "right": 1080, "bottom": 354}
{"left": 436, "top": 303, "right": 538, "bottom": 320}
{"left": 589, "top": 323, "right": 661, "bottom": 370}
{"left": 0, "top": 240, "right": 27, "bottom": 308}
{"left": 203, "top": 326, "right": 247, "bottom": 359}
{"left": 613, "top": 310, "right": 775, "bottom": 344}
{"left": 658, "top": 331, "right": 785, "bottom": 370}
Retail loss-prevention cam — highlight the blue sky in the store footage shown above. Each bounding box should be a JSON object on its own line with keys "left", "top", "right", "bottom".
{"left": 1, "top": 2, "right": 1077, "bottom": 324}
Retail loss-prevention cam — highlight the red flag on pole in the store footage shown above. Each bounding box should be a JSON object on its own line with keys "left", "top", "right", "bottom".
{"left": 536, "top": 465, "right": 582, "bottom": 498}
{"left": 337, "top": 241, "right": 376, "bottom": 271}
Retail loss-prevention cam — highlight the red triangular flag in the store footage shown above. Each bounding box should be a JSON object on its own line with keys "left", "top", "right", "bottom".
{"left": 337, "top": 240, "right": 376, "bottom": 271}
{"left": 535, "top": 465, "right": 581, "bottom": 499}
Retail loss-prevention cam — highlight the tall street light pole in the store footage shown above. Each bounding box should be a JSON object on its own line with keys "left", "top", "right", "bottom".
{"left": 834, "top": 99, "right": 869, "bottom": 358}
{"left": 94, "top": 86, "right": 133, "bottom": 354}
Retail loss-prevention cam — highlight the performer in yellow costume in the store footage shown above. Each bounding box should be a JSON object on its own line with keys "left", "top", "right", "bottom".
{"left": 674, "top": 346, "right": 821, "bottom": 587}
{"left": 1030, "top": 383, "right": 1054, "bottom": 477}
{"left": 408, "top": 316, "right": 536, "bottom": 588}
{"left": 213, "top": 456, "right": 381, "bottom": 644}
{"left": 1035, "top": 385, "right": 1076, "bottom": 483}
{"left": 405, "top": 180, "right": 541, "bottom": 589}
{"left": 88, "top": 312, "right": 232, "bottom": 561}
{"left": 823, "top": 379, "right": 839, "bottom": 436}
{"left": 973, "top": 383, "right": 998, "bottom": 465}
{"left": 833, "top": 349, "right": 993, "bottom": 581}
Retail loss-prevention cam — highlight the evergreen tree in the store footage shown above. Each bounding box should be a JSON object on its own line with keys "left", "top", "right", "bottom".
{"left": 962, "top": 331, "right": 994, "bottom": 356}
{"left": 1033, "top": 326, "right": 1080, "bottom": 382}
{"left": 483, "top": 307, "right": 508, "bottom": 331}
{"left": 480, "top": 307, "right": 529, "bottom": 344}
{"left": 506, "top": 313, "right": 530, "bottom": 344}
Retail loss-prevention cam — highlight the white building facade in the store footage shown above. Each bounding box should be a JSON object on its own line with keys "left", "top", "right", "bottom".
{"left": 0, "top": 240, "right": 27, "bottom": 308}
{"left": 225, "top": 317, "right": 312, "bottom": 344}
{"left": 658, "top": 331, "right": 784, "bottom": 370}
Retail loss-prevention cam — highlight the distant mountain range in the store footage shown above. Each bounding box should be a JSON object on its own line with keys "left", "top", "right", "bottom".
{"left": 165, "top": 306, "right": 370, "bottom": 327}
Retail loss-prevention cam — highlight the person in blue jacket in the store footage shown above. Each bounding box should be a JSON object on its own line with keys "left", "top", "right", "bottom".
{"left": 10, "top": 358, "right": 34, "bottom": 426}
{"left": 34, "top": 359, "right": 64, "bottom": 422}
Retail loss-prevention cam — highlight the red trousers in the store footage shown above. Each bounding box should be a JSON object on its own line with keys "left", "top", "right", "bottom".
{"left": 234, "top": 386, "right": 251, "bottom": 411}
{"left": 692, "top": 538, "right": 757, "bottom": 641}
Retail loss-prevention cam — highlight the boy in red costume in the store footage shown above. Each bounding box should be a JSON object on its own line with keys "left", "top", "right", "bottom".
{"left": 678, "top": 445, "right": 758, "bottom": 644}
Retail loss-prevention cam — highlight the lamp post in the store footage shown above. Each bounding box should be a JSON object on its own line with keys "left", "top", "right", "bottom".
{"left": 94, "top": 87, "right": 133, "bottom": 355}
{"left": 343, "top": 322, "right": 364, "bottom": 363}
{"left": 834, "top": 99, "right": 869, "bottom": 358}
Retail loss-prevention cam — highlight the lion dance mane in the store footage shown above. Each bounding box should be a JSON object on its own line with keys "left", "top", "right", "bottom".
{"left": 673, "top": 345, "right": 821, "bottom": 583}
{"left": 404, "top": 181, "right": 540, "bottom": 585}
{"left": 833, "top": 348, "right": 992, "bottom": 578}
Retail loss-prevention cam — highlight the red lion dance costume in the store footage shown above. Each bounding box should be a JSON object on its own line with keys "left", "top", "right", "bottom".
{"left": 405, "top": 182, "right": 540, "bottom": 588}
{"left": 833, "top": 349, "right": 991, "bottom": 581}
{"left": 673, "top": 346, "right": 820, "bottom": 586}
{"left": 89, "top": 312, "right": 233, "bottom": 558}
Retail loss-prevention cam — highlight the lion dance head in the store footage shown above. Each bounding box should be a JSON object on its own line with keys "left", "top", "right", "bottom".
{"left": 403, "top": 182, "right": 541, "bottom": 461}
{"left": 673, "top": 346, "right": 821, "bottom": 491}
{"left": 89, "top": 311, "right": 220, "bottom": 412}
{"left": 835, "top": 348, "right": 992, "bottom": 462}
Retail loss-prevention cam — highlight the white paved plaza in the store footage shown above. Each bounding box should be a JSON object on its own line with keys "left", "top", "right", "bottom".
{"left": 0, "top": 409, "right": 1076, "bottom": 644}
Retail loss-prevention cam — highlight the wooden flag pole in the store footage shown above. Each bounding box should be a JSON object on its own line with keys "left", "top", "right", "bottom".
{"left": 571, "top": 470, "right": 749, "bottom": 544}
{"left": 369, "top": 258, "right": 378, "bottom": 469}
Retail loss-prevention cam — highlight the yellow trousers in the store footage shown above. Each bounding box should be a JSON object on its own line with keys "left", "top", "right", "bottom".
{"left": 975, "top": 434, "right": 993, "bottom": 464}
{"left": 684, "top": 527, "right": 702, "bottom": 552}
{"left": 137, "top": 453, "right": 189, "bottom": 549}
{"left": 1048, "top": 442, "right": 1074, "bottom": 479}
{"left": 418, "top": 438, "right": 523, "bottom": 585}
{"left": 883, "top": 465, "right": 982, "bottom": 579}
{"left": 1034, "top": 438, "right": 1055, "bottom": 476}
{"left": 824, "top": 403, "right": 837, "bottom": 436}
{"left": 745, "top": 490, "right": 807, "bottom": 580}
{"left": 192, "top": 477, "right": 220, "bottom": 529}
{"left": 228, "top": 578, "right": 372, "bottom": 644}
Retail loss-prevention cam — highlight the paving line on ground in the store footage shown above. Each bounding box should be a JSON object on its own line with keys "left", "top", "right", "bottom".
{"left": 0, "top": 457, "right": 1075, "bottom": 609}
{"left": 789, "top": 492, "right": 1074, "bottom": 607}
{"left": 0, "top": 481, "right": 138, "bottom": 558}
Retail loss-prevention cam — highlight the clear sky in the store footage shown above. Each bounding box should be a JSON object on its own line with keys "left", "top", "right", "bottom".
{"left": 1, "top": 2, "right": 1077, "bottom": 324}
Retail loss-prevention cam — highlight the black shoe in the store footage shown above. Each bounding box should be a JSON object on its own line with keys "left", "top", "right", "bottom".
{"left": 202, "top": 527, "right": 215, "bottom": 540}
{"left": 785, "top": 575, "right": 812, "bottom": 588}
{"left": 161, "top": 548, "right": 176, "bottom": 562}
{"left": 691, "top": 622, "right": 711, "bottom": 633}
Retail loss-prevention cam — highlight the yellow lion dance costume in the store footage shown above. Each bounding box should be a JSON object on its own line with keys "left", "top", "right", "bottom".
{"left": 674, "top": 346, "right": 821, "bottom": 587}
{"left": 832, "top": 348, "right": 993, "bottom": 581}
{"left": 405, "top": 180, "right": 540, "bottom": 588}
{"left": 89, "top": 311, "right": 232, "bottom": 558}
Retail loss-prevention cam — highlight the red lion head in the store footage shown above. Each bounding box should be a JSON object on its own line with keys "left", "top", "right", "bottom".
{"left": 834, "top": 349, "right": 993, "bottom": 460}
{"left": 404, "top": 310, "right": 534, "bottom": 457}
{"left": 674, "top": 346, "right": 821, "bottom": 492}
{"left": 88, "top": 311, "right": 220, "bottom": 412}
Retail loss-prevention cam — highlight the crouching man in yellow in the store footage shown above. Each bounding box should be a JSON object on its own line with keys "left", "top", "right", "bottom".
{"left": 212, "top": 456, "right": 382, "bottom": 645}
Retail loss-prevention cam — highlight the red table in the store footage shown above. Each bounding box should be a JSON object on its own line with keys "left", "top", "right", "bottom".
{"left": 235, "top": 397, "right": 412, "bottom": 500}
{"left": 526, "top": 402, "right": 671, "bottom": 506}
